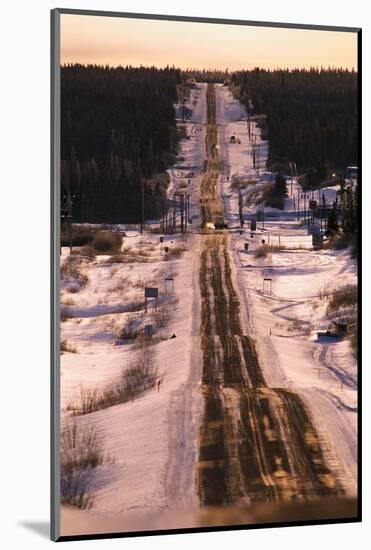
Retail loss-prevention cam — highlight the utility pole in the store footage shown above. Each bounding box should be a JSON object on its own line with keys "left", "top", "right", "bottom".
{"left": 184, "top": 194, "right": 188, "bottom": 232}
{"left": 140, "top": 179, "right": 145, "bottom": 235}
{"left": 238, "top": 188, "right": 243, "bottom": 227}
{"left": 67, "top": 188, "right": 73, "bottom": 254}
{"left": 291, "top": 161, "right": 297, "bottom": 195}
{"left": 289, "top": 162, "right": 294, "bottom": 195}
{"left": 252, "top": 135, "right": 256, "bottom": 169}
{"left": 80, "top": 192, "right": 85, "bottom": 223}
{"left": 182, "top": 76, "right": 186, "bottom": 122}
{"left": 297, "top": 188, "right": 300, "bottom": 221}
{"left": 173, "top": 193, "right": 176, "bottom": 230}
{"left": 186, "top": 194, "right": 190, "bottom": 229}
{"left": 180, "top": 194, "right": 184, "bottom": 233}
{"left": 161, "top": 200, "right": 165, "bottom": 233}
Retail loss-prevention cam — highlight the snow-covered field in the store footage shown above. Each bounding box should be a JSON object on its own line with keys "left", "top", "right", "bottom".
{"left": 60, "top": 86, "right": 209, "bottom": 529}
{"left": 215, "top": 84, "right": 358, "bottom": 496}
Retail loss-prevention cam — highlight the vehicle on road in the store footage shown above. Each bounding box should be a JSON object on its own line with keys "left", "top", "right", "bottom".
{"left": 214, "top": 221, "right": 228, "bottom": 230}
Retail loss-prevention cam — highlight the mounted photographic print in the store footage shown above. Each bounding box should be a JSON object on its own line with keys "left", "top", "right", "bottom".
{"left": 51, "top": 8, "right": 361, "bottom": 541}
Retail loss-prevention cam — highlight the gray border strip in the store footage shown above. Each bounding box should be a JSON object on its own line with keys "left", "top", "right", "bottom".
{"left": 55, "top": 8, "right": 360, "bottom": 33}
{"left": 51, "top": 8, "right": 61, "bottom": 542}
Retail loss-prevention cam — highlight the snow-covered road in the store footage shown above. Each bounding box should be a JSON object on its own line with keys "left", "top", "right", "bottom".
{"left": 215, "top": 83, "right": 357, "bottom": 497}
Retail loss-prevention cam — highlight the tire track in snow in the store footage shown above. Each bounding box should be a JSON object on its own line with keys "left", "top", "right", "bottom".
{"left": 197, "top": 84, "right": 343, "bottom": 507}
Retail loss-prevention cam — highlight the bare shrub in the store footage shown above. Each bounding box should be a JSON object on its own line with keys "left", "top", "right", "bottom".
{"left": 349, "top": 321, "right": 358, "bottom": 354}
{"left": 254, "top": 246, "right": 268, "bottom": 258}
{"left": 321, "top": 285, "right": 358, "bottom": 352}
{"left": 136, "top": 249, "right": 151, "bottom": 258}
{"left": 166, "top": 243, "right": 187, "bottom": 259}
{"left": 129, "top": 299, "right": 145, "bottom": 312}
{"left": 91, "top": 230, "right": 122, "bottom": 254}
{"left": 106, "top": 254, "right": 127, "bottom": 264}
{"left": 68, "top": 387, "right": 100, "bottom": 415}
{"left": 153, "top": 305, "right": 171, "bottom": 328}
{"left": 287, "top": 319, "right": 312, "bottom": 335}
{"left": 61, "top": 468, "right": 93, "bottom": 510}
{"left": 122, "top": 345, "right": 158, "bottom": 400}
{"left": 132, "top": 277, "right": 153, "bottom": 289}
{"left": 61, "top": 257, "right": 89, "bottom": 289}
{"left": 117, "top": 314, "right": 142, "bottom": 341}
{"left": 60, "top": 339, "right": 77, "bottom": 354}
{"left": 61, "top": 421, "right": 104, "bottom": 469}
{"left": 106, "top": 247, "right": 150, "bottom": 263}
{"left": 68, "top": 345, "right": 159, "bottom": 415}
{"left": 62, "top": 254, "right": 83, "bottom": 266}
{"left": 327, "top": 285, "right": 357, "bottom": 313}
{"left": 80, "top": 245, "right": 96, "bottom": 259}
{"left": 66, "top": 286, "right": 80, "bottom": 294}
{"left": 68, "top": 387, "right": 108, "bottom": 416}
{"left": 61, "top": 297, "right": 75, "bottom": 307}
{"left": 318, "top": 285, "right": 332, "bottom": 300}
{"left": 323, "top": 232, "right": 357, "bottom": 256}
{"left": 60, "top": 421, "right": 105, "bottom": 509}
{"left": 61, "top": 225, "right": 96, "bottom": 248}
{"left": 121, "top": 246, "right": 133, "bottom": 255}
{"left": 108, "top": 276, "right": 131, "bottom": 293}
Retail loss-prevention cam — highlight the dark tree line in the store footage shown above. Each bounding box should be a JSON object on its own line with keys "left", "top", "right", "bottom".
{"left": 185, "top": 68, "right": 230, "bottom": 83}
{"left": 231, "top": 68, "right": 357, "bottom": 175}
{"left": 260, "top": 172, "right": 288, "bottom": 210}
{"left": 61, "top": 64, "right": 181, "bottom": 223}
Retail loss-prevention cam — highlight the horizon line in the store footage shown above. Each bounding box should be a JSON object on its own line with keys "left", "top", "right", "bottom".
{"left": 60, "top": 62, "right": 358, "bottom": 73}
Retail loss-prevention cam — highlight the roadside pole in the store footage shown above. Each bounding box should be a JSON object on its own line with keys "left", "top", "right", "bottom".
{"left": 67, "top": 189, "right": 73, "bottom": 254}
{"left": 140, "top": 179, "right": 145, "bottom": 235}
{"left": 173, "top": 193, "right": 176, "bottom": 230}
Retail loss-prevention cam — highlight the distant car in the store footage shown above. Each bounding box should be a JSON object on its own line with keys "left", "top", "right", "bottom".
{"left": 214, "top": 221, "right": 228, "bottom": 230}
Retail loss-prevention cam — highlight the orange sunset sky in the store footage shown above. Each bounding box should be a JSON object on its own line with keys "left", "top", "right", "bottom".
{"left": 61, "top": 14, "right": 357, "bottom": 71}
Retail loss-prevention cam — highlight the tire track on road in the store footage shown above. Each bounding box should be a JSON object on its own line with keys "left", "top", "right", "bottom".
{"left": 197, "top": 84, "right": 343, "bottom": 507}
